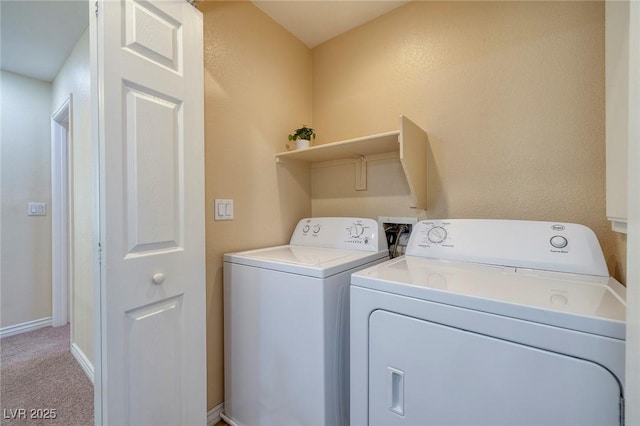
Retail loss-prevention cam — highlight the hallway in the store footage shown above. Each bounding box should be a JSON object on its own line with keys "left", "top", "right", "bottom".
{"left": 0, "top": 325, "right": 93, "bottom": 425}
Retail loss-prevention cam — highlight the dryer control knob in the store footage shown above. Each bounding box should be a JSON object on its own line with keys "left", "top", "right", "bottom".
{"left": 313, "top": 224, "right": 321, "bottom": 234}
{"left": 550, "top": 235, "right": 568, "bottom": 249}
{"left": 427, "top": 226, "right": 448, "bottom": 244}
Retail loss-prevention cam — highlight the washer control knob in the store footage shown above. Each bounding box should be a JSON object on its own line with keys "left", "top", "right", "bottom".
{"left": 350, "top": 223, "right": 364, "bottom": 237}
{"left": 313, "top": 224, "right": 321, "bottom": 234}
{"left": 302, "top": 225, "right": 310, "bottom": 233}
{"left": 427, "top": 226, "right": 448, "bottom": 244}
{"left": 550, "top": 235, "right": 568, "bottom": 249}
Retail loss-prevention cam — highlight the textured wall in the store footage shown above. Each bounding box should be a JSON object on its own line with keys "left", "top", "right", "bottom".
{"left": 200, "top": 1, "right": 312, "bottom": 409}
{"left": 1, "top": 70, "right": 53, "bottom": 327}
{"left": 312, "top": 1, "right": 625, "bottom": 281}
{"left": 51, "top": 28, "right": 93, "bottom": 363}
{"left": 201, "top": 0, "right": 626, "bottom": 410}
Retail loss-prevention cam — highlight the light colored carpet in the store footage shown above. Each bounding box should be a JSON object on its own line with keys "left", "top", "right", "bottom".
{"left": 0, "top": 325, "right": 93, "bottom": 426}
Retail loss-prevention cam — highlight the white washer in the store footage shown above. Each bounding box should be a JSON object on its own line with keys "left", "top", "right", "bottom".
{"left": 351, "top": 219, "right": 626, "bottom": 426}
{"left": 223, "top": 217, "right": 388, "bottom": 426}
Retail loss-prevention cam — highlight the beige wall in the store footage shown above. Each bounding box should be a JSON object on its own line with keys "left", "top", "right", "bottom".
{"left": 1, "top": 70, "right": 53, "bottom": 328}
{"left": 51, "top": 28, "right": 93, "bottom": 363}
{"left": 312, "top": 154, "right": 428, "bottom": 221}
{"left": 200, "top": 1, "right": 312, "bottom": 409}
{"left": 312, "top": 1, "right": 626, "bottom": 282}
{"left": 202, "top": 0, "right": 626, "bottom": 410}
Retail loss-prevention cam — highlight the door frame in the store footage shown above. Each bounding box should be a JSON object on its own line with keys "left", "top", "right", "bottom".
{"left": 90, "top": 3, "right": 103, "bottom": 421}
{"left": 51, "top": 96, "right": 73, "bottom": 329}
{"left": 626, "top": 2, "right": 640, "bottom": 422}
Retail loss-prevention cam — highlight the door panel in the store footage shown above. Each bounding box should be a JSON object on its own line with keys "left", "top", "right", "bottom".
{"left": 124, "top": 83, "right": 183, "bottom": 255}
{"left": 126, "top": 296, "right": 183, "bottom": 425}
{"left": 94, "top": 0, "right": 205, "bottom": 424}
{"left": 369, "top": 310, "right": 621, "bottom": 426}
{"left": 124, "top": 0, "right": 182, "bottom": 72}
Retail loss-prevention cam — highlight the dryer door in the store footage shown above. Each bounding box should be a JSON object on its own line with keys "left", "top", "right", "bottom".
{"left": 368, "top": 310, "right": 622, "bottom": 426}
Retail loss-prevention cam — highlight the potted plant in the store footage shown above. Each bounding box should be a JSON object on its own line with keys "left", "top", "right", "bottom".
{"left": 288, "top": 125, "right": 316, "bottom": 150}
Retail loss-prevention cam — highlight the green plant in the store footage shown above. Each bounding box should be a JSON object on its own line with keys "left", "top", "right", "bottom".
{"left": 288, "top": 125, "right": 316, "bottom": 142}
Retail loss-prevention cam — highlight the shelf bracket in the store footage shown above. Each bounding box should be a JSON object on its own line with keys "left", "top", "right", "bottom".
{"left": 608, "top": 217, "right": 628, "bottom": 234}
{"left": 355, "top": 156, "right": 367, "bottom": 191}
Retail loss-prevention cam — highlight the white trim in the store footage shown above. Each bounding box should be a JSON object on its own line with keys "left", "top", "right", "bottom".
{"left": 90, "top": 3, "right": 104, "bottom": 423}
{"left": 51, "top": 95, "right": 73, "bottom": 328}
{"left": 626, "top": 1, "right": 640, "bottom": 423}
{"left": 71, "top": 342, "right": 95, "bottom": 384}
{"left": 0, "top": 317, "right": 52, "bottom": 339}
{"left": 219, "top": 406, "right": 240, "bottom": 426}
{"left": 207, "top": 402, "right": 224, "bottom": 426}
{"left": 219, "top": 411, "right": 237, "bottom": 426}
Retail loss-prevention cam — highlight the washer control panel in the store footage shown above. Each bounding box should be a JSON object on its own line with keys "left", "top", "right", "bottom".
{"left": 406, "top": 219, "right": 608, "bottom": 276}
{"left": 290, "top": 217, "right": 385, "bottom": 252}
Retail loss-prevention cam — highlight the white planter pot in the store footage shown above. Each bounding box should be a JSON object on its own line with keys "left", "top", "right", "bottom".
{"left": 296, "top": 139, "right": 310, "bottom": 150}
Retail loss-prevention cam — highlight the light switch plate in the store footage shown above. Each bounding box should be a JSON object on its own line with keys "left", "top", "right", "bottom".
{"left": 214, "top": 199, "right": 233, "bottom": 221}
{"left": 28, "top": 202, "right": 47, "bottom": 216}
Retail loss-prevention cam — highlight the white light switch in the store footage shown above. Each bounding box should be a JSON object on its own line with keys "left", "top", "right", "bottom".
{"left": 214, "top": 199, "right": 233, "bottom": 221}
{"left": 28, "top": 202, "right": 47, "bottom": 216}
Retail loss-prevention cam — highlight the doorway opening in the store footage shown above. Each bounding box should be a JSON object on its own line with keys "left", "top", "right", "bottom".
{"left": 51, "top": 96, "right": 72, "bottom": 330}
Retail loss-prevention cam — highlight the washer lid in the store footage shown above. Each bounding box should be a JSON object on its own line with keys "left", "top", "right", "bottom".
{"left": 224, "top": 245, "right": 388, "bottom": 278}
{"left": 351, "top": 256, "right": 626, "bottom": 339}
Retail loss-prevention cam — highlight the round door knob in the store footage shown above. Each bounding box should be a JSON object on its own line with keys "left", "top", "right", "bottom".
{"left": 152, "top": 273, "right": 165, "bottom": 285}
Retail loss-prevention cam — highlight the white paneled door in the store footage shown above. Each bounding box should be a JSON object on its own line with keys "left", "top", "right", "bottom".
{"left": 92, "top": 0, "right": 206, "bottom": 424}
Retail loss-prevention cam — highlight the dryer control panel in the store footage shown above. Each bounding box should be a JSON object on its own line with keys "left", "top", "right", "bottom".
{"left": 406, "top": 219, "right": 608, "bottom": 276}
{"left": 290, "top": 217, "right": 386, "bottom": 252}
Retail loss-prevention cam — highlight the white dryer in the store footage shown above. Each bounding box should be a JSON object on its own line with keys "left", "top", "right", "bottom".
{"left": 350, "top": 219, "right": 626, "bottom": 426}
{"left": 223, "top": 217, "right": 388, "bottom": 426}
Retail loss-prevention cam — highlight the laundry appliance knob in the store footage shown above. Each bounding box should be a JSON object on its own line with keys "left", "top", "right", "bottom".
{"left": 550, "top": 235, "right": 568, "bottom": 249}
{"left": 427, "top": 226, "right": 448, "bottom": 244}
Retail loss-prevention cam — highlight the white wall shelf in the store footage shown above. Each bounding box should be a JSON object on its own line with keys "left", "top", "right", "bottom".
{"left": 276, "top": 115, "right": 429, "bottom": 210}
{"left": 276, "top": 131, "right": 400, "bottom": 163}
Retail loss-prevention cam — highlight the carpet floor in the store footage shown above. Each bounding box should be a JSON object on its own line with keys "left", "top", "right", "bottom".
{"left": 0, "top": 325, "right": 93, "bottom": 426}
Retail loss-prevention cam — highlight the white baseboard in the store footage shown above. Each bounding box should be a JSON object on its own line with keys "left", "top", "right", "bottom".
{"left": 0, "top": 317, "right": 52, "bottom": 339}
{"left": 207, "top": 402, "right": 224, "bottom": 426}
{"left": 71, "top": 342, "right": 95, "bottom": 384}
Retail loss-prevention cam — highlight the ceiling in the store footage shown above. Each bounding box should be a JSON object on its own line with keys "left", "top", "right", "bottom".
{"left": 251, "top": 1, "right": 409, "bottom": 48}
{"left": 0, "top": 0, "right": 406, "bottom": 83}
{"left": 1, "top": 1, "right": 89, "bottom": 82}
